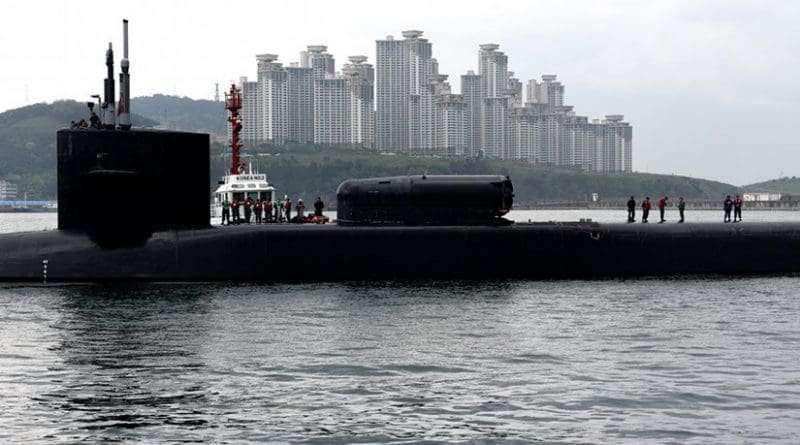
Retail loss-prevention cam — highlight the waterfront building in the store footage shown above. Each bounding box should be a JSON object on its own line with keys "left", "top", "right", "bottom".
{"left": 0, "top": 180, "right": 18, "bottom": 200}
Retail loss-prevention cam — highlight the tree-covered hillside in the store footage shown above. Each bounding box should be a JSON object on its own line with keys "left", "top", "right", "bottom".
{"left": 0, "top": 99, "right": 742, "bottom": 203}
{"left": 744, "top": 177, "right": 800, "bottom": 194}
{"left": 132, "top": 94, "right": 225, "bottom": 135}
{"left": 210, "top": 143, "right": 740, "bottom": 208}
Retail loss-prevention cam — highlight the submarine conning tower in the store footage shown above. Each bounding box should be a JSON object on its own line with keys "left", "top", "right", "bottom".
{"left": 57, "top": 19, "right": 210, "bottom": 247}
{"left": 336, "top": 175, "right": 513, "bottom": 225}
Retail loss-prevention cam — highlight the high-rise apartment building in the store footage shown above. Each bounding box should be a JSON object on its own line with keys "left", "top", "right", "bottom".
{"left": 314, "top": 77, "right": 349, "bottom": 145}
{"left": 375, "top": 35, "right": 407, "bottom": 152}
{"left": 240, "top": 48, "right": 375, "bottom": 149}
{"left": 232, "top": 31, "right": 630, "bottom": 172}
{"left": 256, "top": 54, "right": 287, "bottom": 144}
{"left": 478, "top": 44, "right": 509, "bottom": 158}
{"left": 287, "top": 64, "right": 314, "bottom": 143}
{"left": 376, "top": 30, "right": 436, "bottom": 154}
{"left": 527, "top": 74, "right": 564, "bottom": 111}
{"left": 314, "top": 55, "right": 377, "bottom": 147}
{"left": 434, "top": 91, "right": 466, "bottom": 156}
{"left": 507, "top": 72, "right": 523, "bottom": 108}
{"left": 238, "top": 76, "right": 260, "bottom": 144}
{"left": 599, "top": 115, "right": 632, "bottom": 172}
{"left": 406, "top": 33, "right": 435, "bottom": 155}
{"left": 420, "top": 74, "right": 466, "bottom": 156}
{"left": 303, "top": 45, "right": 336, "bottom": 80}
{"left": 461, "top": 71, "right": 482, "bottom": 157}
{"left": 342, "top": 56, "right": 375, "bottom": 148}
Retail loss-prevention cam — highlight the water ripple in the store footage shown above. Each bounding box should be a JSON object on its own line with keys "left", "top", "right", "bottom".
{"left": 1, "top": 278, "right": 799, "bottom": 443}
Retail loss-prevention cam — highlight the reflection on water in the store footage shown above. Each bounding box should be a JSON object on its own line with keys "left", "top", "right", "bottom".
{"left": 1, "top": 279, "right": 799, "bottom": 443}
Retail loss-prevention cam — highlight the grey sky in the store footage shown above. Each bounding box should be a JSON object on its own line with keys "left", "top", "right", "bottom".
{"left": 1, "top": 0, "right": 797, "bottom": 185}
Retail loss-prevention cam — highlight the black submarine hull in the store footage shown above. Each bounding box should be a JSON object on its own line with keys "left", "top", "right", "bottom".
{"left": 1, "top": 222, "right": 798, "bottom": 282}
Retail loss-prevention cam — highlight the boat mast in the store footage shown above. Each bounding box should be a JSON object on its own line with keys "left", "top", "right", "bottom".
{"left": 225, "top": 84, "right": 244, "bottom": 175}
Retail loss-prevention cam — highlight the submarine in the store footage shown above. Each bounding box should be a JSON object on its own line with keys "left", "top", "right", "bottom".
{"left": 2, "top": 21, "right": 800, "bottom": 282}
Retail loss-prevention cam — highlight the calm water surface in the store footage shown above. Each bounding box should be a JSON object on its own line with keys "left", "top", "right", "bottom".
{"left": 1, "top": 212, "right": 799, "bottom": 443}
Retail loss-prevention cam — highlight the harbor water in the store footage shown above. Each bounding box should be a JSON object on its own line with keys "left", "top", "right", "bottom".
{"left": 1, "top": 211, "right": 799, "bottom": 443}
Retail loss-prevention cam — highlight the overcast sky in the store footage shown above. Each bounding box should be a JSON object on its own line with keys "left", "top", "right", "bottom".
{"left": 1, "top": 0, "right": 798, "bottom": 185}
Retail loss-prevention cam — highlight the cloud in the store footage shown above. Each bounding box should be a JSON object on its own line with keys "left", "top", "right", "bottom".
{"left": 0, "top": 0, "right": 798, "bottom": 183}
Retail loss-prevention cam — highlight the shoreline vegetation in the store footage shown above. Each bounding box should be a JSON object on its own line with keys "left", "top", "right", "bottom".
{"left": 1, "top": 98, "right": 797, "bottom": 203}
{"left": 212, "top": 141, "right": 740, "bottom": 208}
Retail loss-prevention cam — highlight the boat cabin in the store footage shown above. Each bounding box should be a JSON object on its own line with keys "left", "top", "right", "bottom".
{"left": 210, "top": 172, "right": 276, "bottom": 217}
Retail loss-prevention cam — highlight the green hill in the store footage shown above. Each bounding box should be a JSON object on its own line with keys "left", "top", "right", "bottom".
{"left": 744, "top": 177, "right": 800, "bottom": 194}
{"left": 1, "top": 99, "right": 741, "bottom": 203}
{"left": 210, "top": 143, "right": 740, "bottom": 208}
{"left": 132, "top": 94, "right": 226, "bottom": 135}
{"left": 0, "top": 101, "right": 156, "bottom": 198}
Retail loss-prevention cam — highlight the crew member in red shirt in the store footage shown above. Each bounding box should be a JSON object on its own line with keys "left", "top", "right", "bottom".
{"left": 243, "top": 197, "right": 253, "bottom": 223}
{"left": 231, "top": 199, "right": 240, "bottom": 223}
{"left": 254, "top": 199, "right": 263, "bottom": 223}
{"left": 657, "top": 196, "right": 668, "bottom": 223}
{"left": 264, "top": 199, "right": 273, "bottom": 223}
{"left": 284, "top": 197, "right": 292, "bottom": 223}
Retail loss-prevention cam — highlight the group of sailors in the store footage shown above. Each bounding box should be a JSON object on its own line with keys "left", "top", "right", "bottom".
{"left": 220, "top": 196, "right": 325, "bottom": 225}
{"left": 723, "top": 195, "right": 744, "bottom": 223}
{"left": 626, "top": 195, "right": 743, "bottom": 223}
{"left": 70, "top": 111, "right": 102, "bottom": 130}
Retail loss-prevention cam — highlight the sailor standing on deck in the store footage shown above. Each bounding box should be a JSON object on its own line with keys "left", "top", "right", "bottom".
{"left": 221, "top": 197, "right": 231, "bottom": 225}
{"left": 264, "top": 199, "right": 272, "bottom": 222}
{"left": 724, "top": 195, "right": 733, "bottom": 222}
{"left": 678, "top": 197, "right": 686, "bottom": 223}
{"left": 243, "top": 197, "right": 253, "bottom": 223}
{"left": 296, "top": 199, "right": 306, "bottom": 222}
{"left": 231, "top": 199, "right": 240, "bottom": 223}
{"left": 284, "top": 197, "right": 292, "bottom": 223}
{"left": 314, "top": 196, "right": 324, "bottom": 218}
{"left": 657, "top": 196, "right": 668, "bottom": 223}
{"left": 641, "top": 197, "right": 651, "bottom": 223}
{"left": 626, "top": 196, "right": 636, "bottom": 223}
{"left": 254, "top": 199, "right": 263, "bottom": 223}
{"left": 733, "top": 195, "right": 743, "bottom": 222}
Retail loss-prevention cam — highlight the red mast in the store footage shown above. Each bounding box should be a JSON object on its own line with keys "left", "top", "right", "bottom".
{"left": 225, "top": 84, "right": 244, "bottom": 175}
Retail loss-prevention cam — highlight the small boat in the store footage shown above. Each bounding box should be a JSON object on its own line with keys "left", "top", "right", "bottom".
{"left": 210, "top": 167, "right": 276, "bottom": 218}
{"left": 209, "top": 84, "right": 276, "bottom": 220}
